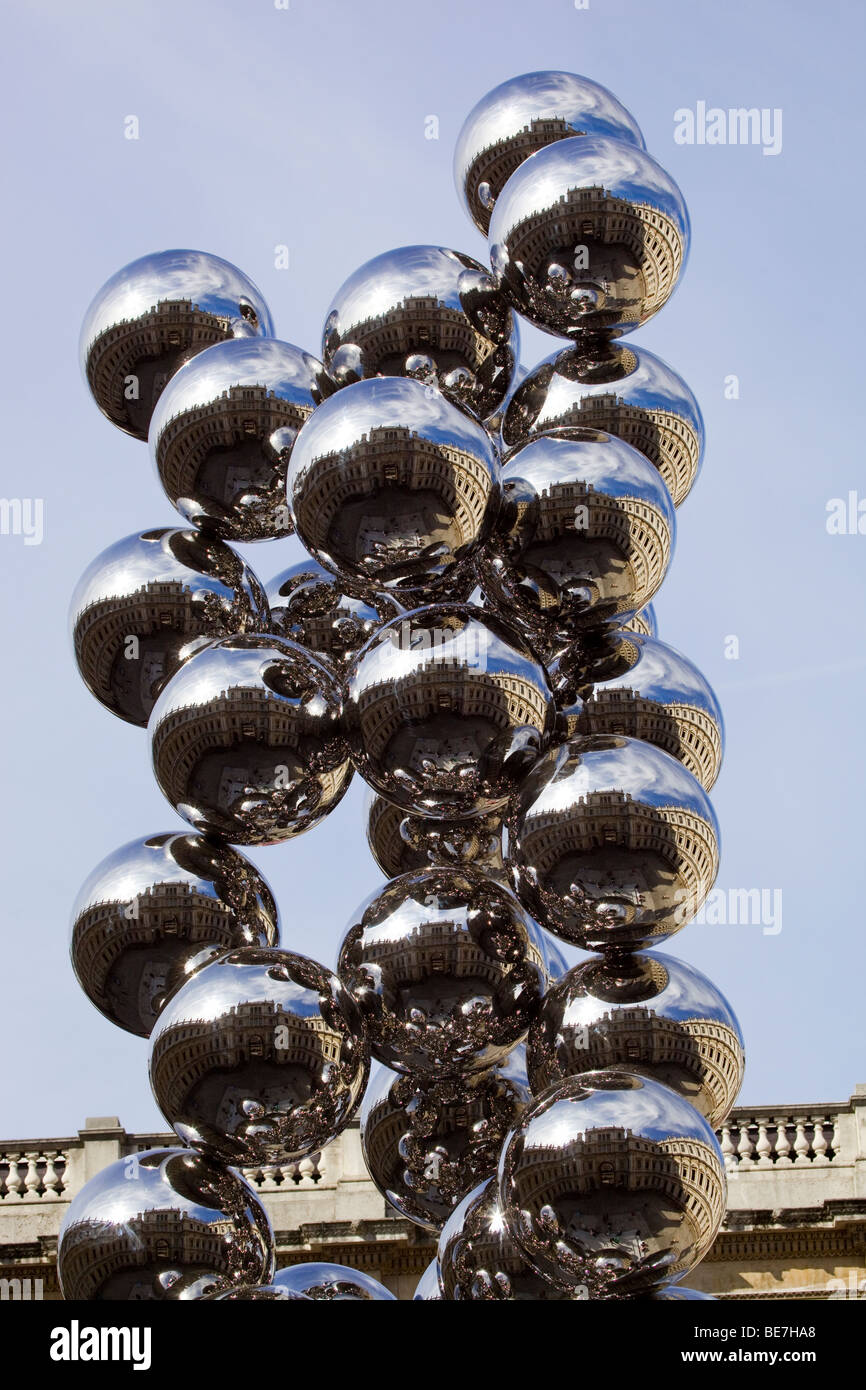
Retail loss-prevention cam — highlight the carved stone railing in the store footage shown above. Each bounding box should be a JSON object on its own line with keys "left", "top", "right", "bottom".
{"left": 719, "top": 1109, "right": 841, "bottom": 1171}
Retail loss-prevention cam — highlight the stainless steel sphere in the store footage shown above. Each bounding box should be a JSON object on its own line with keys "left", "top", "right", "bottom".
{"left": 266, "top": 559, "right": 401, "bottom": 669}
{"left": 414, "top": 1259, "right": 445, "bottom": 1300}
{"left": 337, "top": 867, "right": 546, "bottom": 1078}
{"left": 625, "top": 603, "right": 657, "bottom": 639}
{"left": 287, "top": 377, "right": 500, "bottom": 603}
{"left": 526, "top": 951, "right": 744, "bottom": 1126}
{"left": 149, "top": 633, "right": 352, "bottom": 846}
{"left": 454, "top": 72, "right": 645, "bottom": 236}
{"left": 203, "top": 1285, "right": 311, "bottom": 1301}
{"left": 272, "top": 1263, "right": 397, "bottom": 1301}
{"left": 477, "top": 431, "right": 675, "bottom": 647}
{"left": 498, "top": 1070, "right": 726, "bottom": 1295}
{"left": 489, "top": 136, "right": 690, "bottom": 340}
{"left": 344, "top": 604, "right": 556, "bottom": 820}
{"left": 548, "top": 630, "right": 725, "bottom": 790}
{"left": 437, "top": 1177, "right": 579, "bottom": 1300}
{"left": 501, "top": 341, "right": 704, "bottom": 507}
{"left": 150, "top": 338, "right": 333, "bottom": 542}
{"left": 360, "top": 1049, "right": 531, "bottom": 1232}
{"left": 322, "top": 244, "right": 520, "bottom": 419}
{"left": 80, "top": 249, "right": 274, "bottom": 440}
{"left": 506, "top": 734, "right": 720, "bottom": 952}
{"left": 70, "top": 527, "right": 269, "bottom": 727}
{"left": 365, "top": 790, "right": 505, "bottom": 879}
{"left": 70, "top": 831, "right": 280, "bottom": 1037}
{"left": 149, "top": 946, "right": 369, "bottom": 1165}
{"left": 57, "top": 1147, "right": 274, "bottom": 1300}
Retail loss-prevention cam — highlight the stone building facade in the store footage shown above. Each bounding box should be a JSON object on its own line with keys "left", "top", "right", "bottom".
{"left": 1, "top": 1085, "right": 864, "bottom": 1300}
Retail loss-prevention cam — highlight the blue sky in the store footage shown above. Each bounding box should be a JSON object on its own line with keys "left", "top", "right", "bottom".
{"left": 1, "top": 0, "right": 864, "bottom": 1138}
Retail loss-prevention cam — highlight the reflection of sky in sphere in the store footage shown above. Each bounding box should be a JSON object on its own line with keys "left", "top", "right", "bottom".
{"left": 149, "top": 338, "right": 321, "bottom": 439}
{"left": 70, "top": 529, "right": 243, "bottom": 616}
{"left": 453, "top": 70, "right": 646, "bottom": 185}
{"left": 61, "top": 1150, "right": 232, "bottom": 1226}
{"left": 594, "top": 634, "right": 722, "bottom": 717}
{"left": 351, "top": 607, "right": 545, "bottom": 692}
{"left": 505, "top": 432, "right": 675, "bottom": 525}
{"left": 563, "top": 950, "right": 741, "bottom": 1035}
{"left": 490, "top": 135, "right": 689, "bottom": 243}
{"left": 79, "top": 249, "right": 274, "bottom": 357}
{"left": 72, "top": 835, "right": 221, "bottom": 914}
{"left": 326, "top": 245, "right": 479, "bottom": 329}
{"left": 543, "top": 736, "right": 717, "bottom": 827}
{"left": 149, "top": 638, "right": 334, "bottom": 720}
{"left": 522, "top": 1073, "right": 719, "bottom": 1151}
{"left": 155, "top": 952, "right": 323, "bottom": 1027}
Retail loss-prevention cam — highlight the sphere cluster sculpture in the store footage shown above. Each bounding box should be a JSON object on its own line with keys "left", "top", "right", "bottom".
{"left": 64, "top": 69, "right": 741, "bottom": 1302}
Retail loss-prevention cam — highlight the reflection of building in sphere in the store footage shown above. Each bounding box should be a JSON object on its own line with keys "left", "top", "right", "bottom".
{"left": 337, "top": 295, "right": 497, "bottom": 379}
{"left": 151, "top": 998, "right": 343, "bottom": 1120}
{"left": 155, "top": 383, "right": 310, "bottom": 518}
{"left": 74, "top": 580, "right": 198, "bottom": 720}
{"left": 86, "top": 299, "right": 233, "bottom": 437}
{"left": 563, "top": 391, "right": 699, "bottom": 508}
{"left": 360, "top": 915, "right": 514, "bottom": 994}
{"left": 504, "top": 185, "right": 685, "bottom": 327}
{"left": 301, "top": 426, "right": 491, "bottom": 561}
{"left": 516, "top": 1124, "right": 723, "bottom": 1254}
{"left": 356, "top": 656, "right": 550, "bottom": 765}
{"left": 578, "top": 686, "right": 722, "bottom": 791}
{"left": 467, "top": 119, "right": 576, "bottom": 220}
{"left": 60, "top": 1205, "right": 238, "bottom": 1300}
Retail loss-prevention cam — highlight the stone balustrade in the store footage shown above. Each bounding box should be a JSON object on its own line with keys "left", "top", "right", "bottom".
{"left": 1, "top": 1086, "right": 864, "bottom": 1298}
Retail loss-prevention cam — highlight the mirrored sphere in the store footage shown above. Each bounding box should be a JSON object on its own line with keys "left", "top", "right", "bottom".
{"left": 489, "top": 136, "right": 690, "bottom": 339}
{"left": 149, "top": 947, "right": 369, "bottom": 1165}
{"left": 625, "top": 603, "right": 657, "bottom": 639}
{"left": 203, "top": 1285, "right": 311, "bottom": 1300}
{"left": 149, "top": 633, "right": 352, "bottom": 845}
{"left": 322, "top": 245, "right": 520, "bottom": 419}
{"left": 360, "top": 1049, "right": 531, "bottom": 1231}
{"left": 437, "top": 1177, "right": 579, "bottom": 1300}
{"left": 454, "top": 71, "right": 645, "bottom": 236}
{"left": 498, "top": 1071, "right": 726, "bottom": 1295}
{"left": 507, "top": 734, "right": 720, "bottom": 952}
{"left": 649, "top": 1284, "right": 715, "bottom": 1300}
{"left": 57, "top": 1147, "right": 274, "bottom": 1300}
{"left": 413, "top": 1258, "right": 445, "bottom": 1300}
{"left": 266, "top": 559, "right": 400, "bottom": 669}
{"left": 150, "top": 338, "right": 332, "bottom": 542}
{"left": 287, "top": 377, "right": 500, "bottom": 602}
{"left": 344, "top": 604, "right": 556, "bottom": 819}
{"left": 80, "top": 249, "right": 274, "bottom": 440}
{"left": 548, "top": 630, "right": 724, "bottom": 790}
{"left": 501, "top": 341, "right": 704, "bottom": 507}
{"left": 272, "top": 1263, "right": 397, "bottom": 1301}
{"left": 337, "top": 867, "right": 546, "bottom": 1077}
{"left": 477, "top": 431, "right": 675, "bottom": 647}
{"left": 70, "top": 527, "right": 269, "bottom": 726}
{"left": 70, "top": 831, "right": 280, "bottom": 1037}
{"left": 366, "top": 790, "right": 505, "bottom": 879}
{"left": 527, "top": 951, "right": 744, "bottom": 1126}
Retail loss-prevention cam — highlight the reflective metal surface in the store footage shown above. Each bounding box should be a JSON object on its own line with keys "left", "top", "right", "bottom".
{"left": 149, "top": 947, "right": 369, "bottom": 1165}
{"left": 548, "top": 630, "right": 724, "bottom": 790}
{"left": 70, "top": 527, "right": 269, "bottom": 726}
{"left": 365, "top": 790, "right": 505, "bottom": 879}
{"left": 337, "top": 867, "right": 545, "bottom": 1078}
{"left": 80, "top": 249, "right": 274, "bottom": 440}
{"left": 648, "top": 1284, "right": 715, "bottom": 1300}
{"left": 498, "top": 1071, "right": 726, "bottom": 1295}
{"left": 344, "top": 604, "right": 556, "bottom": 819}
{"left": 57, "top": 1147, "right": 274, "bottom": 1300}
{"left": 70, "top": 832, "right": 280, "bottom": 1038}
{"left": 437, "top": 1177, "right": 579, "bottom": 1300}
{"left": 625, "top": 603, "right": 657, "bottom": 639}
{"left": 527, "top": 951, "right": 744, "bottom": 1126}
{"left": 322, "top": 245, "right": 520, "bottom": 419}
{"left": 477, "top": 431, "right": 675, "bottom": 648}
{"left": 501, "top": 341, "right": 704, "bottom": 507}
{"left": 507, "top": 734, "right": 720, "bottom": 952}
{"left": 454, "top": 72, "right": 645, "bottom": 236}
{"left": 287, "top": 377, "right": 500, "bottom": 603}
{"left": 150, "top": 338, "right": 332, "bottom": 542}
{"left": 266, "top": 559, "right": 400, "bottom": 669}
{"left": 413, "top": 1258, "right": 445, "bottom": 1300}
{"left": 203, "top": 1285, "right": 311, "bottom": 1301}
{"left": 360, "top": 1049, "right": 531, "bottom": 1231}
{"left": 149, "top": 633, "right": 352, "bottom": 845}
{"left": 489, "top": 136, "right": 690, "bottom": 339}
{"left": 272, "top": 1262, "right": 397, "bottom": 1301}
